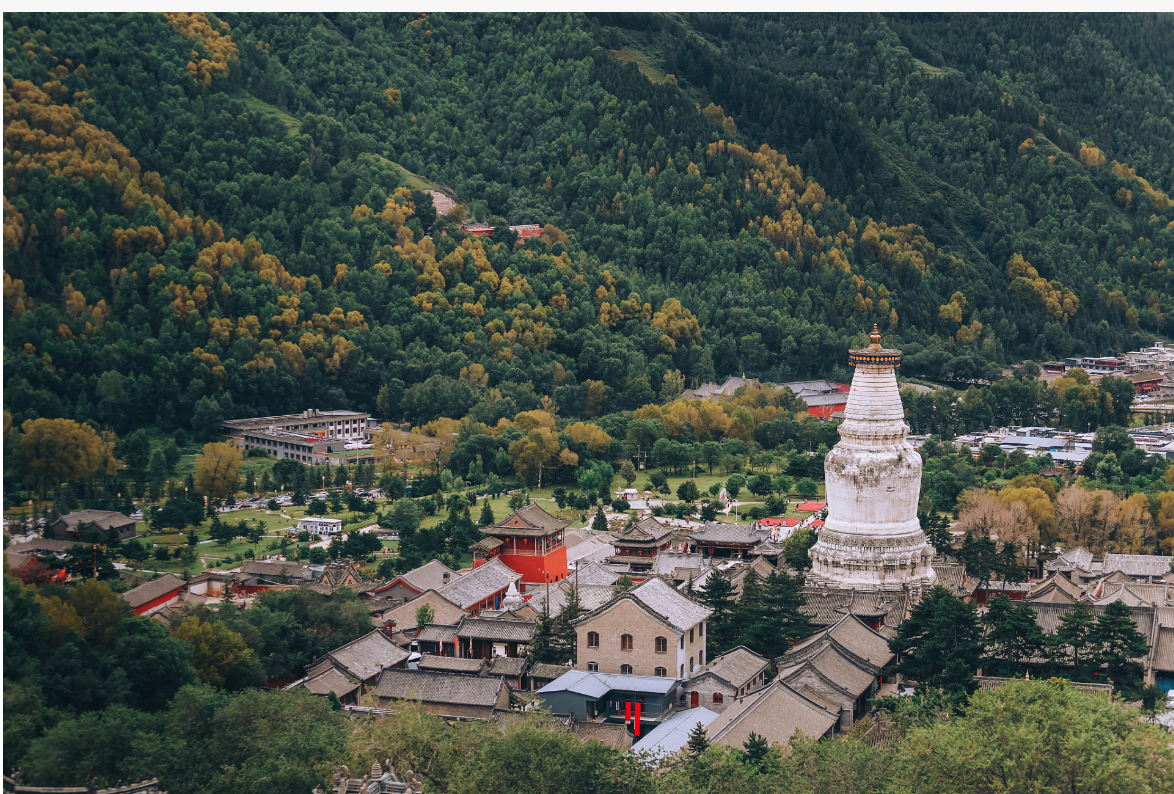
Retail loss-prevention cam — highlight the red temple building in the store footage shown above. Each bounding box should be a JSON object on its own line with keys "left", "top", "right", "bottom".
{"left": 470, "top": 503, "right": 570, "bottom": 583}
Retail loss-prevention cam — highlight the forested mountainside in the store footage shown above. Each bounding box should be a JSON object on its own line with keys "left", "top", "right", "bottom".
{"left": 4, "top": 12, "right": 1173, "bottom": 433}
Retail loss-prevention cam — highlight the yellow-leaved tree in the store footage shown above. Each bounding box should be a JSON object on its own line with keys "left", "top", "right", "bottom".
{"left": 193, "top": 441, "right": 243, "bottom": 501}
{"left": 508, "top": 427, "right": 562, "bottom": 486}
{"left": 18, "top": 418, "right": 108, "bottom": 500}
{"left": 173, "top": 616, "right": 259, "bottom": 688}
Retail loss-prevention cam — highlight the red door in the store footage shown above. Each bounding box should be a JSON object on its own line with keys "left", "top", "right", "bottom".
{"left": 691, "top": 691, "right": 699, "bottom": 708}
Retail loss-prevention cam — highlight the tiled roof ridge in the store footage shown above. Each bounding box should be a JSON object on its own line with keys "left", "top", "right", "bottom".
{"left": 779, "top": 655, "right": 859, "bottom": 701}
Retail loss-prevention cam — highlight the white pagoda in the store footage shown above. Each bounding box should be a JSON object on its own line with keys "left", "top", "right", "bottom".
{"left": 806, "top": 326, "right": 936, "bottom": 594}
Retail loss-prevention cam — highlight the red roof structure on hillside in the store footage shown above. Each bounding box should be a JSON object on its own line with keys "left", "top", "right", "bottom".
{"left": 796, "top": 501, "right": 827, "bottom": 512}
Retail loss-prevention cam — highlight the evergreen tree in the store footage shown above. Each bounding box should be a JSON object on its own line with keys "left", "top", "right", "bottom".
{"left": 1091, "top": 601, "right": 1150, "bottom": 696}
{"left": 1050, "top": 599, "right": 1098, "bottom": 681}
{"left": 685, "top": 720, "right": 710, "bottom": 756}
{"left": 551, "top": 584, "right": 583, "bottom": 664}
{"left": 698, "top": 572, "right": 737, "bottom": 656}
{"left": 592, "top": 505, "right": 608, "bottom": 533}
{"left": 479, "top": 500, "right": 495, "bottom": 527}
{"left": 245, "top": 469, "right": 256, "bottom": 495}
{"left": 528, "top": 605, "right": 560, "bottom": 664}
{"left": 739, "top": 572, "right": 810, "bottom": 660}
{"left": 889, "top": 586, "right": 983, "bottom": 695}
{"left": 920, "top": 511, "right": 954, "bottom": 555}
{"left": 983, "top": 595, "right": 1046, "bottom": 677}
{"left": 612, "top": 575, "right": 634, "bottom": 597}
{"left": 742, "top": 732, "right": 770, "bottom": 765}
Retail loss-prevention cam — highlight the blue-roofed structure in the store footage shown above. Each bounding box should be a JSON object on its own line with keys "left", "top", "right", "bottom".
{"left": 630, "top": 707, "right": 719, "bottom": 760}
{"left": 535, "top": 670, "right": 684, "bottom": 725}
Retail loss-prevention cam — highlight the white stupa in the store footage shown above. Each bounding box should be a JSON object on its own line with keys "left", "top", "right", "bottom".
{"left": 501, "top": 575, "right": 524, "bottom": 610}
{"left": 806, "top": 326, "right": 936, "bottom": 594}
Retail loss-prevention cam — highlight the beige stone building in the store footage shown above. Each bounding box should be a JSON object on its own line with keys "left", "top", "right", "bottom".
{"left": 684, "top": 646, "right": 770, "bottom": 713}
{"left": 571, "top": 577, "right": 712, "bottom": 679}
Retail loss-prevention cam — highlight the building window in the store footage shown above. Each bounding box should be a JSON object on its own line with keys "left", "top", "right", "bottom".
{"left": 621, "top": 664, "right": 633, "bottom": 675}
{"left": 713, "top": 693, "right": 724, "bottom": 704}
{"left": 689, "top": 627, "right": 694, "bottom": 643}
{"left": 587, "top": 632, "right": 599, "bottom": 648}
{"left": 621, "top": 634, "right": 633, "bottom": 650}
{"left": 655, "top": 636, "right": 668, "bottom": 653}
{"left": 680, "top": 664, "right": 685, "bottom": 677}
{"left": 587, "top": 662, "right": 598, "bottom": 672}
{"left": 699, "top": 649, "right": 704, "bottom": 666}
{"left": 680, "top": 635, "right": 684, "bottom": 649}
{"left": 690, "top": 656, "right": 695, "bottom": 672}
{"left": 655, "top": 667, "right": 667, "bottom": 677}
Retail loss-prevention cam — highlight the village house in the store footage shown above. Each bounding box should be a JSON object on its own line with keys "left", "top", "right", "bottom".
{"left": 4, "top": 538, "right": 90, "bottom": 584}
{"left": 374, "top": 669, "right": 514, "bottom": 719}
{"left": 572, "top": 577, "right": 713, "bottom": 678}
{"left": 774, "top": 614, "right": 894, "bottom": 730}
{"left": 606, "top": 517, "right": 675, "bottom": 577}
{"left": 704, "top": 679, "right": 839, "bottom": 748}
{"left": 434, "top": 557, "right": 518, "bottom": 614}
{"left": 50, "top": 510, "right": 137, "bottom": 542}
{"left": 470, "top": 503, "right": 571, "bottom": 584}
{"left": 371, "top": 559, "right": 463, "bottom": 603}
{"left": 305, "top": 630, "right": 410, "bottom": 696}
{"left": 534, "top": 669, "right": 685, "bottom": 732}
{"left": 684, "top": 646, "right": 770, "bottom": 713}
{"left": 687, "top": 523, "right": 770, "bottom": 560}
{"left": 381, "top": 589, "right": 469, "bottom": 639}
{"left": 297, "top": 516, "right": 343, "bottom": 536}
{"left": 120, "top": 573, "right": 186, "bottom": 616}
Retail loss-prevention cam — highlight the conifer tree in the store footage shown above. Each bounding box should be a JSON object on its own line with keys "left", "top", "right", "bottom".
{"left": 479, "top": 500, "right": 495, "bottom": 527}
{"left": 889, "top": 585, "right": 983, "bottom": 695}
{"left": 685, "top": 721, "right": 710, "bottom": 756}
{"left": 983, "top": 595, "right": 1046, "bottom": 677}
{"left": 1091, "top": 600, "right": 1150, "bottom": 695}
{"left": 592, "top": 505, "right": 607, "bottom": 532}
{"left": 698, "top": 572, "right": 737, "bottom": 655}
{"left": 1050, "top": 599, "right": 1098, "bottom": 681}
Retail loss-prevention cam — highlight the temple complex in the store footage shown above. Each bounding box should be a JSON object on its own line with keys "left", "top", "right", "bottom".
{"left": 806, "top": 326, "right": 936, "bottom": 595}
{"left": 470, "top": 503, "right": 570, "bottom": 583}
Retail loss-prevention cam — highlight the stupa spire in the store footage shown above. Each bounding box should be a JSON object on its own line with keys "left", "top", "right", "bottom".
{"left": 806, "top": 336, "right": 936, "bottom": 594}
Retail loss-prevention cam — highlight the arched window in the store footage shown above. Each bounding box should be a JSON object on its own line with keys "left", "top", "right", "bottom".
{"left": 655, "top": 636, "right": 668, "bottom": 653}
{"left": 621, "top": 664, "right": 633, "bottom": 675}
{"left": 621, "top": 634, "right": 633, "bottom": 650}
{"left": 689, "top": 656, "right": 695, "bottom": 672}
{"left": 712, "top": 693, "right": 724, "bottom": 704}
{"left": 587, "top": 631, "right": 599, "bottom": 648}
{"left": 587, "top": 661, "right": 598, "bottom": 672}
{"left": 680, "top": 664, "right": 685, "bottom": 677}
{"left": 654, "top": 667, "right": 667, "bottom": 677}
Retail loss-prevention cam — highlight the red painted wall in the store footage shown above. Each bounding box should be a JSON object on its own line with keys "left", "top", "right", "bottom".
{"left": 499, "top": 545, "right": 568, "bottom": 582}
{"left": 132, "top": 587, "right": 183, "bottom": 616}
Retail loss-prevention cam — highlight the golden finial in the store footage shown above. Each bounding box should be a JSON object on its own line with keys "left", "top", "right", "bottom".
{"left": 869, "top": 324, "right": 881, "bottom": 349}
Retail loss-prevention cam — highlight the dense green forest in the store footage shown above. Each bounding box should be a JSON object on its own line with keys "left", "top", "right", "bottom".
{"left": 4, "top": 12, "right": 1172, "bottom": 443}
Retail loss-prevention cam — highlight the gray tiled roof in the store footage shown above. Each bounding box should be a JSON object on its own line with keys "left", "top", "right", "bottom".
{"left": 376, "top": 668, "right": 508, "bottom": 707}
{"left": 324, "top": 630, "right": 409, "bottom": 680}
{"left": 1046, "top": 546, "right": 1095, "bottom": 572}
{"left": 240, "top": 559, "right": 312, "bottom": 580}
{"left": 628, "top": 577, "right": 713, "bottom": 633}
{"left": 52, "top": 510, "right": 134, "bottom": 530}
{"left": 528, "top": 662, "right": 573, "bottom": 681}
{"left": 1103, "top": 554, "right": 1173, "bottom": 577}
{"left": 693, "top": 646, "right": 769, "bottom": 689}
{"left": 651, "top": 552, "right": 706, "bottom": 578}
{"left": 688, "top": 522, "right": 768, "bottom": 546}
{"left": 414, "top": 623, "right": 459, "bottom": 644}
{"left": 705, "top": 680, "right": 838, "bottom": 746}
{"left": 778, "top": 645, "right": 878, "bottom": 703}
{"left": 416, "top": 655, "right": 485, "bottom": 674}
{"left": 121, "top": 573, "right": 186, "bottom": 609}
{"left": 800, "top": 588, "right": 908, "bottom": 632}
{"left": 1153, "top": 628, "right": 1174, "bottom": 672}
{"left": 399, "top": 559, "right": 463, "bottom": 592}
{"left": 613, "top": 517, "right": 673, "bottom": 544}
{"left": 298, "top": 666, "right": 360, "bottom": 698}
{"left": 527, "top": 582, "right": 615, "bottom": 618}
{"left": 572, "top": 561, "right": 622, "bottom": 586}
{"left": 437, "top": 557, "right": 515, "bottom": 609}
{"left": 484, "top": 503, "right": 570, "bottom": 536}
{"left": 1027, "top": 572, "right": 1085, "bottom": 603}
{"left": 1027, "top": 602, "right": 1156, "bottom": 649}
{"left": 5, "top": 538, "right": 92, "bottom": 568}
{"left": 483, "top": 656, "right": 528, "bottom": 678}
{"left": 456, "top": 616, "right": 537, "bottom": 642}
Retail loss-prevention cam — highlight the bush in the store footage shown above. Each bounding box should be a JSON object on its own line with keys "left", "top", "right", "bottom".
{"left": 154, "top": 546, "right": 169, "bottom": 561}
{"left": 246, "top": 448, "right": 270, "bottom": 458}
{"left": 297, "top": 530, "right": 311, "bottom": 542}
{"left": 612, "top": 499, "right": 630, "bottom": 512}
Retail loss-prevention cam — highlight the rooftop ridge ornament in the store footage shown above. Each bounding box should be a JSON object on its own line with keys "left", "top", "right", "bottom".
{"left": 869, "top": 323, "right": 882, "bottom": 349}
